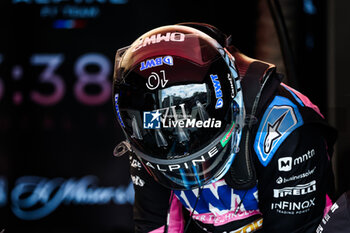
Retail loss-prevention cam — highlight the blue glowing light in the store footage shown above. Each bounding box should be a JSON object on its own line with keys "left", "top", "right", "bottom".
{"left": 11, "top": 175, "right": 134, "bottom": 220}
{"left": 304, "top": 0, "right": 316, "bottom": 15}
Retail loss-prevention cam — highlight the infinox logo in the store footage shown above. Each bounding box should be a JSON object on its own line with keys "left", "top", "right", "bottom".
{"left": 132, "top": 32, "right": 185, "bottom": 52}
{"left": 271, "top": 198, "right": 316, "bottom": 211}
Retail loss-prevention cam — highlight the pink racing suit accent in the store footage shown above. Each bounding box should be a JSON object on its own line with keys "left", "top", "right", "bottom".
{"left": 281, "top": 83, "right": 324, "bottom": 118}
{"left": 191, "top": 209, "right": 262, "bottom": 226}
{"left": 324, "top": 194, "right": 333, "bottom": 217}
{"left": 149, "top": 194, "right": 184, "bottom": 233}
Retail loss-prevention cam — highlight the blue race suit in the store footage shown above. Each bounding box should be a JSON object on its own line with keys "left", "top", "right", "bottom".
{"left": 129, "top": 51, "right": 336, "bottom": 233}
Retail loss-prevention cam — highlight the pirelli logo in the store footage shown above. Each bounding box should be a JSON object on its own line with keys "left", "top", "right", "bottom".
{"left": 273, "top": 180, "right": 316, "bottom": 198}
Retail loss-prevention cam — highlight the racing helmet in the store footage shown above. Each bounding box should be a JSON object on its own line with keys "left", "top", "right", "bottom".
{"left": 113, "top": 24, "right": 245, "bottom": 190}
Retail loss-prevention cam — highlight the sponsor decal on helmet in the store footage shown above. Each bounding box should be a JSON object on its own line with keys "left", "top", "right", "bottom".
{"left": 140, "top": 56, "right": 173, "bottom": 71}
{"left": 143, "top": 104, "right": 222, "bottom": 129}
{"left": 133, "top": 32, "right": 185, "bottom": 52}
{"left": 114, "top": 93, "right": 125, "bottom": 127}
{"left": 130, "top": 159, "right": 142, "bottom": 169}
{"left": 162, "top": 118, "right": 221, "bottom": 128}
{"left": 220, "top": 122, "right": 235, "bottom": 147}
{"left": 146, "top": 70, "right": 168, "bottom": 90}
{"left": 227, "top": 73, "right": 236, "bottom": 98}
{"left": 145, "top": 145, "right": 220, "bottom": 172}
{"left": 131, "top": 175, "right": 145, "bottom": 187}
{"left": 210, "top": 74, "right": 223, "bottom": 109}
{"left": 143, "top": 110, "right": 162, "bottom": 129}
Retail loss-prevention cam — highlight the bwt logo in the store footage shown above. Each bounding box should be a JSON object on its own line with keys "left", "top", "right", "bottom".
{"left": 143, "top": 111, "right": 161, "bottom": 129}
{"left": 140, "top": 56, "right": 173, "bottom": 71}
{"left": 210, "top": 74, "right": 223, "bottom": 109}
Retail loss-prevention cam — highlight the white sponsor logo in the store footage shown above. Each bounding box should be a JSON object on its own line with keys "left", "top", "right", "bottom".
{"left": 145, "top": 145, "right": 219, "bottom": 172}
{"left": 131, "top": 175, "right": 145, "bottom": 187}
{"left": 144, "top": 103, "right": 222, "bottom": 129}
{"left": 331, "top": 203, "right": 339, "bottom": 213}
{"left": 146, "top": 70, "right": 168, "bottom": 90}
{"left": 273, "top": 180, "right": 316, "bottom": 198}
{"left": 316, "top": 225, "right": 323, "bottom": 233}
{"left": 294, "top": 149, "right": 315, "bottom": 165}
{"left": 278, "top": 149, "right": 315, "bottom": 172}
{"left": 278, "top": 157, "right": 292, "bottom": 171}
{"left": 318, "top": 202, "right": 340, "bottom": 232}
{"left": 276, "top": 167, "right": 316, "bottom": 184}
{"left": 131, "top": 159, "right": 142, "bottom": 169}
{"left": 276, "top": 177, "right": 283, "bottom": 184}
{"left": 264, "top": 112, "right": 288, "bottom": 154}
{"left": 321, "top": 213, "right": 331, "bottom": 225}
{"left": 227, "top": 73, "right": 236, "bottom": 98}
{"left": 163, "top": 118, "right": 221, "bottom": 128}
{"left": 133, "top": 32, "right": 185, "bottom": 51}
{"left": 271, "top": 198, "right": 315, "bottom": 215}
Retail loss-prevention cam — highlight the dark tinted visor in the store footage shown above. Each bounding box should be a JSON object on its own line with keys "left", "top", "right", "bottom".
{"left": 116, "top": 56, "right": 235, "bottom": 160}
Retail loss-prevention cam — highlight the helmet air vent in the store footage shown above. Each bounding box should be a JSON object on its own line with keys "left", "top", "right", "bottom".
{"left": 196, "top": 100, "right": 209, "bottom": 121}
{"left": 131, "top": 115, "right": 143, "bottom": 140}
{"left": 155, "top": 129, "right": 168, "bottom": 147}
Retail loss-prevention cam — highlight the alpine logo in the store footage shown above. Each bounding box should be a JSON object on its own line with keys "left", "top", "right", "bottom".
{"left": 146, "top": 145, "right": 220, "bottom": 172}
{"left": 273, "top": 180, "right": 316, "bottom": 198}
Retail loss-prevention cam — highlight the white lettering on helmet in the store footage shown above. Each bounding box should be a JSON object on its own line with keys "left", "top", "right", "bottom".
{"left": 133, "top": 32, "right": 185, "bottom": 52}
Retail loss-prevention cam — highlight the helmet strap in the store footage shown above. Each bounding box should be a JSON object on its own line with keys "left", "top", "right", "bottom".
{"left": 224, "top": 57, "right": 281, "bottom": 190}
